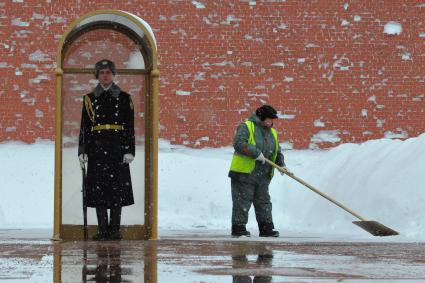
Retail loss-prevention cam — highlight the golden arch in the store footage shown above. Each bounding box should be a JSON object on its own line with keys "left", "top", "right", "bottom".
{"left": 53, "top": 10, "right": 159, "bottom": 241}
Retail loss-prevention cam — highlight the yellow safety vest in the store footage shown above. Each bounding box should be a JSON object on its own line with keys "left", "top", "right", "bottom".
{"left": 230, "top": 120, "right": 279, "bottom": 177}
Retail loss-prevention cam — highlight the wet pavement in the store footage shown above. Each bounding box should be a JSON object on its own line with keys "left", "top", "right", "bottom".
{"left": 1, "top": 229, "right": 425, "bottom": 282}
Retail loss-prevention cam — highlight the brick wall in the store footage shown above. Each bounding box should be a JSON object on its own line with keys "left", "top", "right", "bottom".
{"left": 1, "top": 0, "right": 424, "bottom": 149}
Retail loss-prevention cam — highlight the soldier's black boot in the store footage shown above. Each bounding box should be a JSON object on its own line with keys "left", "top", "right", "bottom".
{"left": 231, "top": 224, "right": 251, "bottom": 237}
{"left": 109, "top": 206, "right": 123, "bottom": 240}
{"left": 93, "top": 207, "right": 108, "bottom": 241}
{"left": 258, "top": 222, "right": 279, "bottom": 237}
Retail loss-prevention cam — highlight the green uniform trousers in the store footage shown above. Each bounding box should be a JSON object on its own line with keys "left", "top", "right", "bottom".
{"left": 231, "top": 177, "right": 273, "bottom": 225}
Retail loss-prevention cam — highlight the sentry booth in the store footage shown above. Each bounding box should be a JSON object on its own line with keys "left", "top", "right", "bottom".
{"left": 53, "top": 10, "right": 159, "bottom": 241}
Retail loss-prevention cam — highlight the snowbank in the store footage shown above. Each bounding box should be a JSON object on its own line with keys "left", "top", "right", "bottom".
{"left": 1, "top": 134, "right": 425, "bottom": 239}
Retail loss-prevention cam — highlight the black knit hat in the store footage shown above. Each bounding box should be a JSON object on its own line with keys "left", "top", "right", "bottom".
{"left": 255, "top": 105, "right": 278, "bottom": 120}
{"left": 94, "top": 59, "right": 116, "bottom": 78}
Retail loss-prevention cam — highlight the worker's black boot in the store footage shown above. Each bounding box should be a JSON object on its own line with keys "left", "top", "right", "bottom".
{"left": 93, "top": 207, "right": 108, "bottom": 241}
{"left": 109, "top": 206, "right": 123, "bottom": 240}
{"left": 231, "top": 224, "right": 251, "bottom": 237}
{"left": 258, "top": 222, "right": 279, "bottom": 237}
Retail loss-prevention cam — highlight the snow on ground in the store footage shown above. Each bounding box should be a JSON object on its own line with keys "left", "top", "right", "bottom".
{"left": 1, "top": 134, "right": 425, "bottom": 239}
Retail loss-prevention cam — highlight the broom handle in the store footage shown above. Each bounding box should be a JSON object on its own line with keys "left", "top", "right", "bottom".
{"left": 265, "top": 158, "right": 367, "bottom": 221}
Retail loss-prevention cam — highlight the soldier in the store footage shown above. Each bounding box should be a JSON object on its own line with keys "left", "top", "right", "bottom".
{"left": 78, "top": 59, "right": 135, "bottom": 241}
{"left": 228, "top": 105, "right": 288, "bottom": 238}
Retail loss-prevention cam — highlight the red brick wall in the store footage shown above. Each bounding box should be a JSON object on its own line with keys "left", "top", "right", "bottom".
{"left": 1, "top": 1, "right": 424, "bottom": 149}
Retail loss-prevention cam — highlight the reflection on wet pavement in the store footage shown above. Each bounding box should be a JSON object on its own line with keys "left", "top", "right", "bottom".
{"left": 81, "top": 244, "right": 128, "bottom": 282}
{"left": 1, "top": 229, "right": 425, "bottom": 282}
{"left": 58, "top": 241, "right": 147, "bottom": 282}
{"left": 231, "top": 250, "right": 273, "bottom": 283}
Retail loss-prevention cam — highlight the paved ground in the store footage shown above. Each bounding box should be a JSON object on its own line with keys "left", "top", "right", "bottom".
{"left": 0, "top": 229, "right": 424, "bottom": 282}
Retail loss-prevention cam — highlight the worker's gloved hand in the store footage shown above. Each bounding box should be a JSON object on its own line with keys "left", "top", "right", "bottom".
{"left": 123, "top": 153, "right": 134, "bottom": 164}
{"left": 282, "top": 166, "right": 294, "bottom": 176}
{"left": 278, "top": 168, "right": 285, "bottom": 176}
{"left": 255, "top": 152, "right": 266, "bottom": 165}
{"left": 78, "top": 154, "right": 88, "bottom": 168}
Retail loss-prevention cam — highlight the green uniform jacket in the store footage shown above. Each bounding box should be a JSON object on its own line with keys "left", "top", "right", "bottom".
{"left": 228, "top": 113, "right": 285, "bottom": 182}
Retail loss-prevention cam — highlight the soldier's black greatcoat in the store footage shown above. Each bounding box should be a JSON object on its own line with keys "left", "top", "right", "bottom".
{"left": 78, "top": 83, "right": 135, "bottom": 208}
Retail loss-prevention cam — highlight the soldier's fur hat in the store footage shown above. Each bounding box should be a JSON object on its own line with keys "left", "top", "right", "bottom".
{"left": 94, "top": 59, "right": 116, "bottom": 78}
{"left": 255, "top": 105, "right": 278, "bottom": 120}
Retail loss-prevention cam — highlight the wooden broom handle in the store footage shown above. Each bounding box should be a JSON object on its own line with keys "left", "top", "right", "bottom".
{"left": 265, "top": 158, "right": 367, "bottom": 221}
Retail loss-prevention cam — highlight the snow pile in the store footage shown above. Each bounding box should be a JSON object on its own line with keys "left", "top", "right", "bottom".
{"left": 1, "top": 133, "right": 425, "bottom": 239}
{"left": 272, "top": 136, "right": 425, "bottom": 238}
{"left": 0, "top": 141, "right": 54, "bottom": 228}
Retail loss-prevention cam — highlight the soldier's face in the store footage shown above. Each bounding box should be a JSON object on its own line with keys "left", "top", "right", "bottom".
{"left": 98, "top": 68, "right": 114, "bottom": 86}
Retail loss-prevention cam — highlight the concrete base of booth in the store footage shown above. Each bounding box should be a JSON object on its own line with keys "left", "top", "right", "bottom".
{"left": 60, "top": 224, "right": 146, "bottom": 240}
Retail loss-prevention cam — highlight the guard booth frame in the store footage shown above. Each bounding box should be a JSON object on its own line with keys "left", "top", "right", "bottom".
{"left": 53, "top": 10, "right": 159, "bottom": 241}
